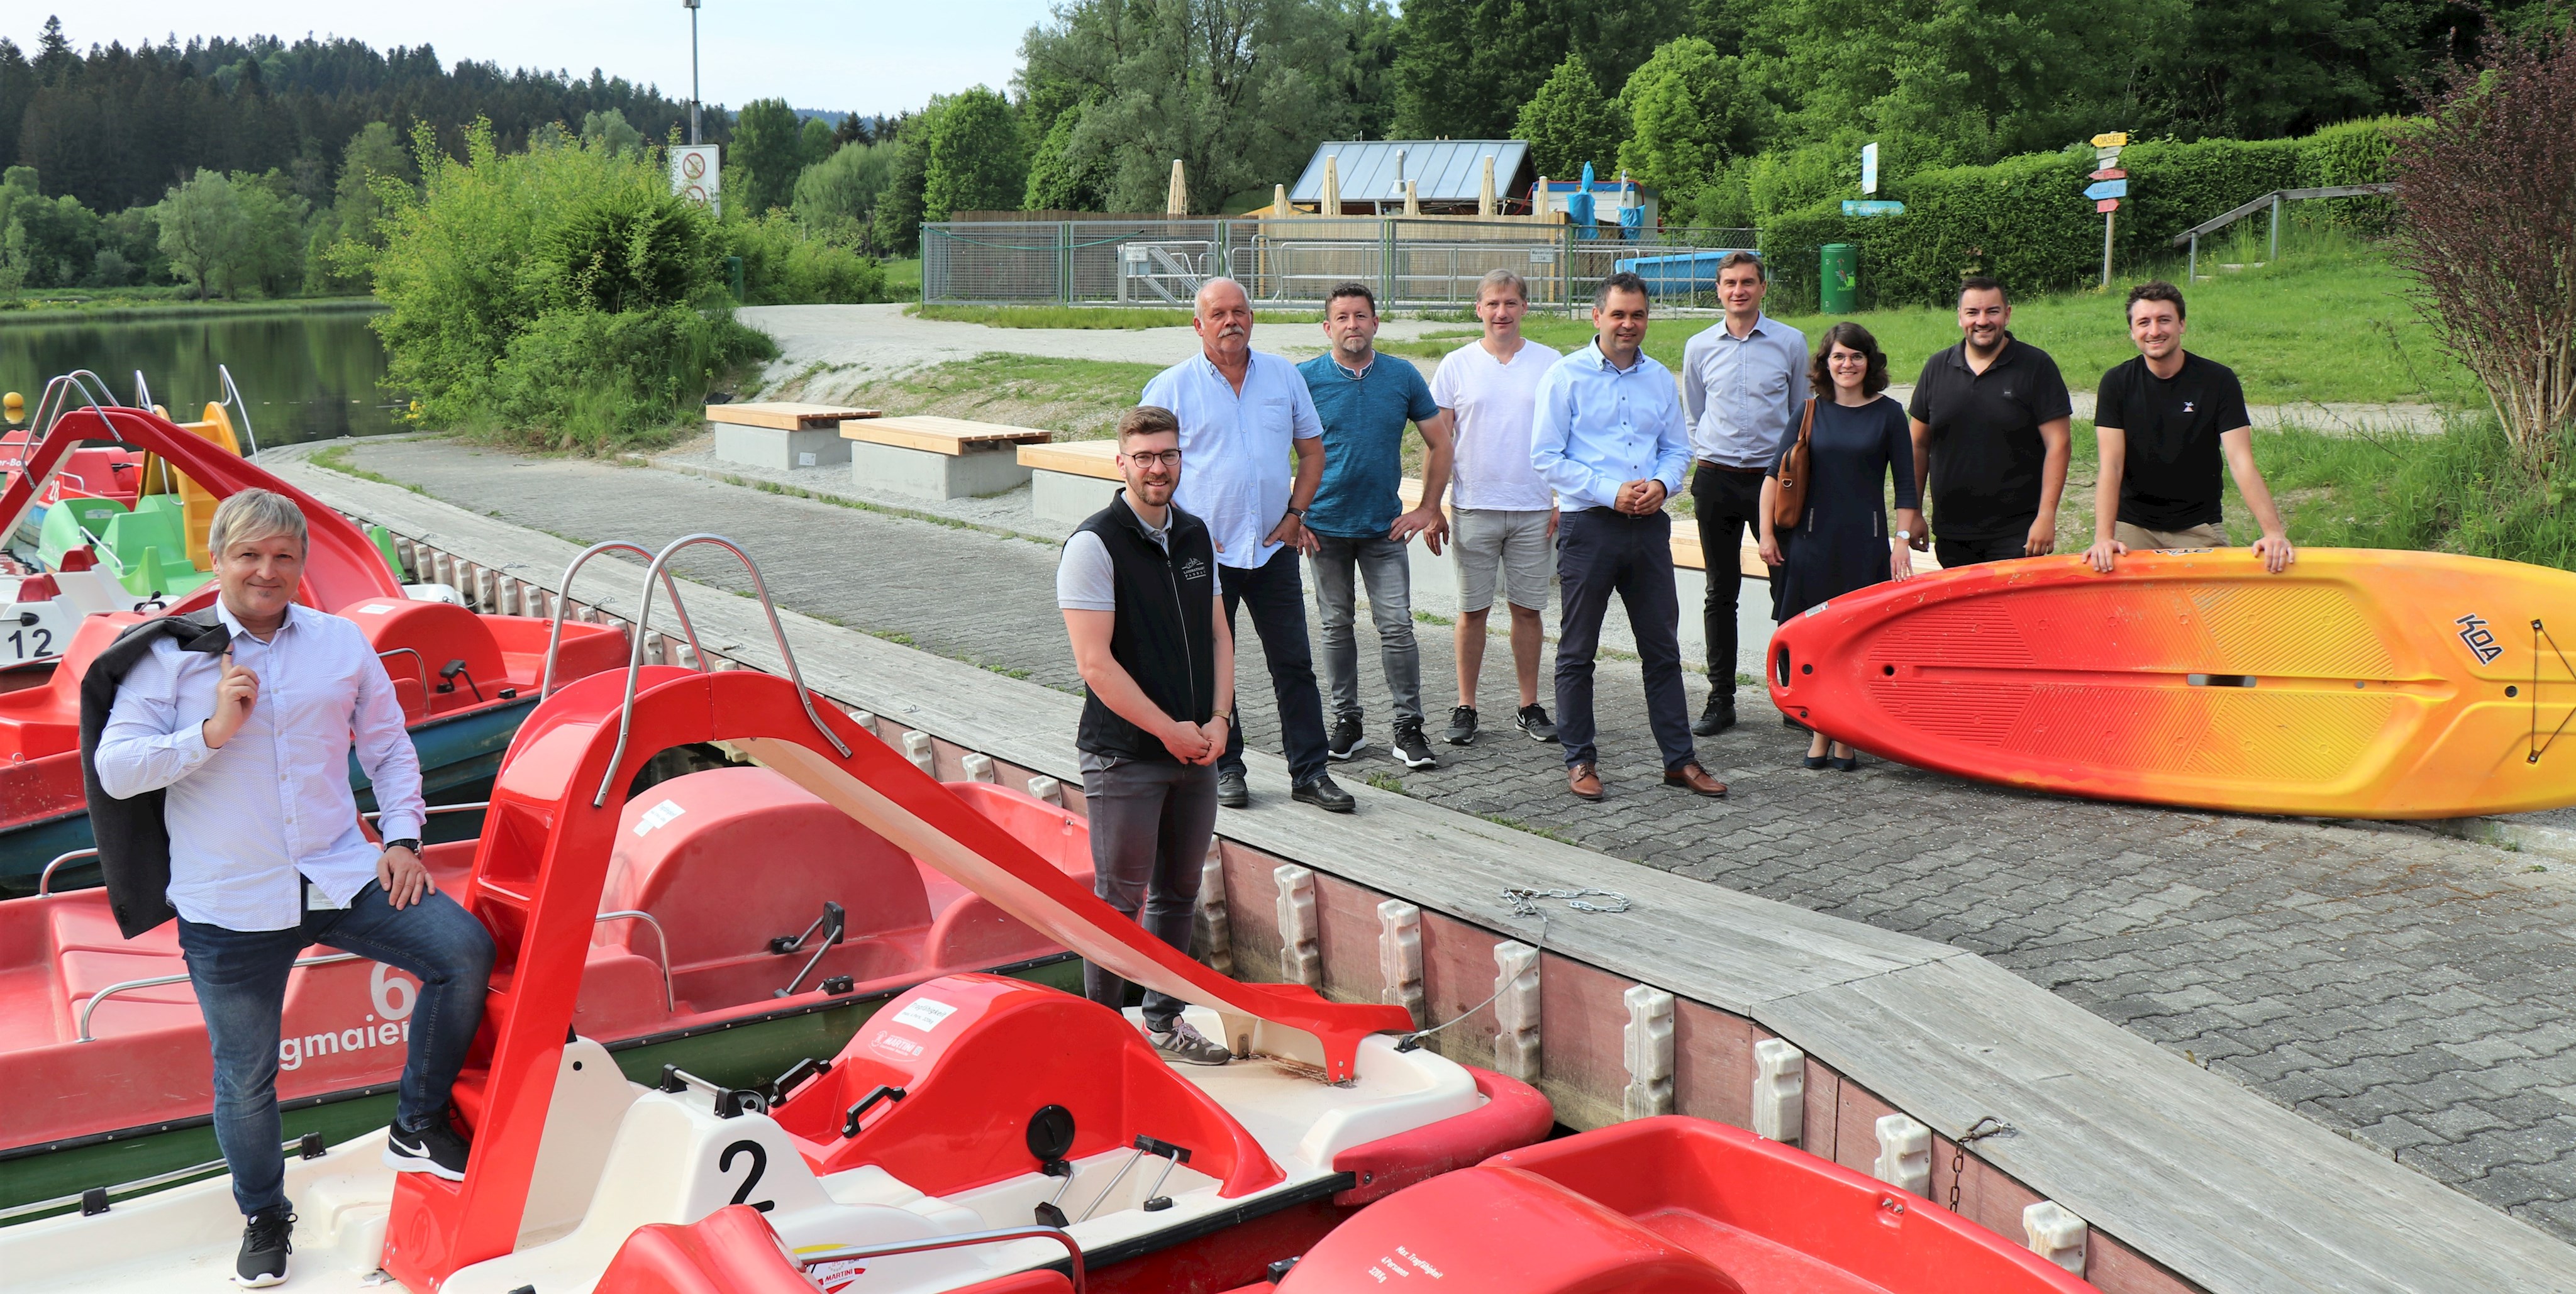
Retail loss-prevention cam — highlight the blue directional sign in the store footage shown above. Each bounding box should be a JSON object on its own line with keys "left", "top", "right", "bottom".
{"left": 1841, "top": 199, "right": 1907, "bottom": 217}
{"left": 2084, "top": 179, "right": 2129, "bottom": 201}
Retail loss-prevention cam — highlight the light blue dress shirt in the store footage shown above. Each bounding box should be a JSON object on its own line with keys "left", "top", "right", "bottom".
{"left": 96, "top": 601, "right": 425, "bottom": 932}
{"left": 1530, "top": 340, "right": 1692, "bottom": 511}
{"left": 1141, "top": 351, "right": 1324, "bottom": 569}
{"left": 1680, "top": 313, "right": 1811, "bottom": 470}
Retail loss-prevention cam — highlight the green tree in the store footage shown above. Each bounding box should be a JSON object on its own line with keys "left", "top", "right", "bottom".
{"left": 580, "top": 108, "right": 645, "bottom": 157}
{"left": 1022, "top": 108, "right": 1111, "bottom": 211}
{"left": 923, "top": 87, "right": 1024, "bottom": 220}
{"left": 1515, "top": 56, "right": 1627, "bottom": 180}
{"left": 799, "top": 115, "right": 836, "bottom": 167}
{"left": 228, "top": 169, "right": 311, "bottom": 296}
{"left": 155, "top": 169, "right": 247, "bottom": 299}
{"left": 794, "top": 139, "right": 898, "bottom": 245}
{"left": 871, "top": 108, "right": 938, "bottom": 255}
{"left": 1616, "top": 38, "right": 1770, "bottom": 196}
{"left": 730, "top": 97, "right": 808, "bottom": 216}
{"left": 1391, "top": 0, "right": 1684, "bottom": 140}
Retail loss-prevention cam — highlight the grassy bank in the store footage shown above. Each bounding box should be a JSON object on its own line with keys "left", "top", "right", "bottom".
{"left": 0, "top": 292, "right": 382, "bottom": 324}
{"left": 909, "top": 304, "right": 1321, "bottom": 329}
{"left": 1382, "top": 245, "right": 2472, "bottom": 407}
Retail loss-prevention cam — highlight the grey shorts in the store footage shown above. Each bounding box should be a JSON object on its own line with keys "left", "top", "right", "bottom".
{"left": 1452, "top": 508, "right": 1553, "bottom": 613}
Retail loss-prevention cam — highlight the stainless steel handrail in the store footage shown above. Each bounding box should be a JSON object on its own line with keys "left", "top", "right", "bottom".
{"left": 360, "top": 801, "right": 492, "bottom": 823}
{"left": 540, "top": 540, "right": 707, "bottom": 699}
{"left": 217, "top": 363, "right": 260, "bottom": 459}
{"left": 793, "top": 1225, "right": 1085, "bottom": 1291}
{"left": 378, "top": 646, "right": 430, "bottom": 697}
{"left": 75, "top": 907, "right": 676, "bottom": 1039}
{"left": 593, "top": 534, "right": 848, "bottom": 807}
{"left": 35, "top": 848, "right": 98, "bottom": 896}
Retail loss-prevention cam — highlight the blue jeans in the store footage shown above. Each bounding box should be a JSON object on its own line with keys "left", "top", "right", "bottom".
{"left": 177, "top": 882, "right": 494, "bottom": 1215}
{"left": 1554, "top": 508, "right": 1696, "bottom": 771}
{"left": 1218, "top": 546, "right": 1331, "bottom": 785}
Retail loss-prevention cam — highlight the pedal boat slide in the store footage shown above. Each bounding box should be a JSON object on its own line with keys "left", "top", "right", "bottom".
{"left": 0, "top": 376, "right": 633, "bottom": 888}
{"left": 0, "top": 534, "right": 1557, "bottom": 1293}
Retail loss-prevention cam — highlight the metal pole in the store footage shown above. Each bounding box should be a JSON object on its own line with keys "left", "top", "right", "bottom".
{"left": 686, "top": 0, "right": 702, "bottom": 145}
{"left": 2189, "top": 233, "right": 2198, "bottom": 285}
{"left": 2101, "top": 211, "right": 2114, "bottom": 289}
{"left": 2268, "top": 195, "right": 2280, "bottom": 263}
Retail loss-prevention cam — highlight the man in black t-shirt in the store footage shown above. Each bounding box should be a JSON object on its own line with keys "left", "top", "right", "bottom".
{"left": 2084, "top": 280, "right": 2294, "bottom": 573}
{"left": 1907, "top": 277, "right": 2074, "bottom": 567}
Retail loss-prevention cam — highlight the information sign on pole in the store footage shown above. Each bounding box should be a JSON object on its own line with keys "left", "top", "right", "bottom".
{"left": 671, "top": 145, "right": 722, "bottom": 218}
{"left": 2088, "top": 167, "right": 2128, "bottom": 181}
{"left": 1860, "top": 143, "right": 1879, "bottom": 196}
{"left": 2097, "top": 198, "right": 2121, "bottom": 214}
{"left": 2089, "top": 131, "right": 2129, "bottom": 148}
{"left": 1840, "top": 199, "right": 1906, "bottom": 218}
{"left": 2084, "top": 179, "right": 2129, "bottom": 201}
{"left": 2085, "top": 131, "right": 2129, "bottom": 288}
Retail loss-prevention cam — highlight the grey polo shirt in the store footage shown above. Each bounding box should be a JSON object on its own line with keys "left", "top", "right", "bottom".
{"left": 1680, "top": 314, "right": 1811, "bottom": 470}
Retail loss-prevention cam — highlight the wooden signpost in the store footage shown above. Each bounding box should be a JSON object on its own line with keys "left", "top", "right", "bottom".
{"left": 2089, "top": 131, "right": 2129, "bottom": 287}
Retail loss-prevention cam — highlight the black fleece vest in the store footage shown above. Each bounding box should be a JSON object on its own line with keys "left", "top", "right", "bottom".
{"left": 1073, "top": 494, "right": 1218, "bottom": 763}
{"left": 79, "top": 610, "right": 231, "bottom": 938}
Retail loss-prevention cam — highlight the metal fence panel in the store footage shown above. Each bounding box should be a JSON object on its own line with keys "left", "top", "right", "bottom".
{"left": 923, "top": 218, "right": 1759, "bottom": 311}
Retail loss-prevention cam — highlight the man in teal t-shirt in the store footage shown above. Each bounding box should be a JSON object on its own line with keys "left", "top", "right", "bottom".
{"left": 1297, "top": 282, "right": 1454, "bottom": 771}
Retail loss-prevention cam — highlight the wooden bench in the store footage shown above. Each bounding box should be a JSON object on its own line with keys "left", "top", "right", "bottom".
{"left": 844, "top": 416, "right": 1055, "bottom": 501}
{"left": 706, "top": 402, "right": 877, "bottom": 472}
{"left": 1019, "top": 439, "right": 1124, "bottom": 527}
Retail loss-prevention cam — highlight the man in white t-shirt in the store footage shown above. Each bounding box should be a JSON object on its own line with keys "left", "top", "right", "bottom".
{"left": 1429, "top": 268, "right": 1562, "bottom": 747}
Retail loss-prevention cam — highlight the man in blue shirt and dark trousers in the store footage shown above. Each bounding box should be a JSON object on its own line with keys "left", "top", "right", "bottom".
{"left": 1532, "top": 272, "right": 1729, "bottom": 802}
{"left": 1297, "top": 282, "right": 1456, "bottom": 773}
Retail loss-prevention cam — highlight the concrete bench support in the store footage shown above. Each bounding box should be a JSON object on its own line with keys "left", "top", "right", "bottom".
{"left": 848, "top": 416, "right": 1053, "bottom": 502}
{"left": 1031, "top": 469, "right": 1123, "bottom": 529}
{"left": 706, "top": 402, "right": 873, "bottom": 471}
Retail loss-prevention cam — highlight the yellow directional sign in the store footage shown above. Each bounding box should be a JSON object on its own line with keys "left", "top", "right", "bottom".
{"left": 2090, "top": 131, "right": 2130, "bottom": 148}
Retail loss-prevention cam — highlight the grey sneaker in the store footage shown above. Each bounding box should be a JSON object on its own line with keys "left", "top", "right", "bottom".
{"left": 1148, "top": 1019, "right": 1233, "bottom": 1065}
{"left": 1327, "top": 715, "right": 1367, "bottom": 760}
{"left": 1443, "top": 705, "right": 1478, "bottom": 745}
{"left": 1516, "top": 704, "right": 1558, "bottom": 743}
{"left": 1392, "top": 720, "right": 1438, "bottom": 770}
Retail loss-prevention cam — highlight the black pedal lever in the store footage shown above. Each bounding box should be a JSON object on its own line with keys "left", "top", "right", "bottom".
{"left": 772, "top": 900, "right": 847, "bottom": 998}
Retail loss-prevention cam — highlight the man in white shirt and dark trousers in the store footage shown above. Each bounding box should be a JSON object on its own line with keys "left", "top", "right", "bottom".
{"left": 1680, "top": 252, "right": 1807, "bottom": 736}
{"left": 90, "top": 490, "right": 492, "bottom": 1288}
{"left": 1141, "top": 277, "right": 1355, "bottom": 813}
{"left": 1432, "top": 268, "right": 1562, "bottom": 746}
{"left": 1532, "top": 273, "right": 1730, "bottom": 803}
{"left": 1057, "top": 406, "right": 1238, "bottom": 1066}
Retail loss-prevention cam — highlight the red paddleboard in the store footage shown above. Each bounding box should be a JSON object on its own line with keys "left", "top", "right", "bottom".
{"left": 1766, "top": 548, "right": 2576, "bottom": 819}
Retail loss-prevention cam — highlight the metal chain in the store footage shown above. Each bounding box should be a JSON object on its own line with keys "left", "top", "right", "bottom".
{"left": 1501, "top": 885, "right": 1632, "bottom": 916}
{"left": 1946, "top": 1117, "right": 2014, "bottom": 1212}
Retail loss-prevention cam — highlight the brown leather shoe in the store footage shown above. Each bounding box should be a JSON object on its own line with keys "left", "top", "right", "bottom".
{"left": 1663, "top": 761, "right": 1728, "bottom": 797}
{"left": 1567, "top": 763, "right": 1604, "bottom": 801}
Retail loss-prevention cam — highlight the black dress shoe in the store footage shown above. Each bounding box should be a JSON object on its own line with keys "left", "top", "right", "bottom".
{"left": 1292, "top": 775, "right": 1356, "bottom": 813}
{"left": 1216, "top": 770, "right": 1250, "bottom": 808}
{"left": 1802, "top": 754, "right": 1830, "bottom": 770}
{"left": 1692, "top": 694, "right": 1737, "bottom": 736}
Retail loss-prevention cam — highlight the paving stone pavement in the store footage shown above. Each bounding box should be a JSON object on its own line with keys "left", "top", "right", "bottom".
{"left": 333, "top": 437, "right": 2576, "bottom": 1244}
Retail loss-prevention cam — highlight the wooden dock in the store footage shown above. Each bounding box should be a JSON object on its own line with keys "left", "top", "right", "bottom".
{"left": 270, "top": 445, "right": 2576, "bottom": 1294}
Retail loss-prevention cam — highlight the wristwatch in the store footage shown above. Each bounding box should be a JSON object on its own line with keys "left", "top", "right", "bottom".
{"left": 1895, "top": 529, "right": 1911, "bottom": 541}
{"left": 1285, "top": 506, "right": 1307, "bottom": 519}
{"left": 383, "top": 837, "right": 422, "bottom": 854}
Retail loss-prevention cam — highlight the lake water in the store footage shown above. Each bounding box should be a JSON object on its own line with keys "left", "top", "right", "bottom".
{"left": 0, "top": 306, "right": 401, "bottom": 448}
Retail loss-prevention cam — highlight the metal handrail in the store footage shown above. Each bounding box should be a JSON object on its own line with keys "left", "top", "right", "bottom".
{"left": 378, "top": 646, "right": 430, "bottom": 697}
{"left": 360, "top": 800, "right": 492, "bottom": 824}
{"left": 539, "top": 540, "right": 707, "bottom": 699}
{"left": 36, "top": 848, "right": 99, "bottom": 896}
{"left": 75, "top": 907, "right": 676, "bottom": 1039}
{"left": 2171, "top": 184, "right": 2397, "bottom": 282}
{"left": 593, "top": 534, "right": 849, "bottom": 808}
{"left": 217, "top": 363, "right": 260, "bottom": 459}
{"left": 793, "top": 1225, "right": 1085, "bottom": 1291}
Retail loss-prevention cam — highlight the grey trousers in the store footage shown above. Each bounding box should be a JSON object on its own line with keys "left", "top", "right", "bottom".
{"left": 1310, "top": 533, "right": 1423, "bottom": 726}
{"left": 1079, "top": 753, "right": 1219, "bottom": 1031}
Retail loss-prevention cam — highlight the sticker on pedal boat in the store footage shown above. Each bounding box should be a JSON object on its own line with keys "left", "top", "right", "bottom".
{"left": 632, "top": 800, "right": 686, "bottom": 836}
{"left": 891, "top": 997, "right": 957, "bottom": 1032}
{"left": 352, "top": 602, "right": 396, "bottom": 614}
{"left": 2455, "top": 613, "right": 2502, "bottom": 665}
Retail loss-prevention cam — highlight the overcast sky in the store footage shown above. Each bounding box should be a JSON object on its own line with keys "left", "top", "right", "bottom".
{"left": 15, "top": 2, "right": 1054, "bottom": 118}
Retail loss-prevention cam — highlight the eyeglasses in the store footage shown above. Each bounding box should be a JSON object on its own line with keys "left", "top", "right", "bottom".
{"left": 1123, "top": 449, "right": 1183, "bottom": 468}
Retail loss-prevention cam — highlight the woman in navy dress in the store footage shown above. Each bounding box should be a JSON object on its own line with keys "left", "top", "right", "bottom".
{"left": 1757, "top": 322, "right": 1922, "bottom": 770}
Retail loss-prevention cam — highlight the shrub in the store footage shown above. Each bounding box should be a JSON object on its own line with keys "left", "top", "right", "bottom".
{"left": 721, "top": 211, "right": 886, "bottom": 304}
{"left": 490, "top": 304, "right": 773, "bottom": 451}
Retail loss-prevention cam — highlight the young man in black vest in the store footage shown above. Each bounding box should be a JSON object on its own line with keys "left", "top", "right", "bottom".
{"left": 1058, "top": 406, "right": 1238, "bottom": 1065}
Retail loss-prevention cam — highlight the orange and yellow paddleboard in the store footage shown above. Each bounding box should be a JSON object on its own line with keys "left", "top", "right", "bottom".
{"left": 1766, "top": 548, "right": 2576, "bottom": 819}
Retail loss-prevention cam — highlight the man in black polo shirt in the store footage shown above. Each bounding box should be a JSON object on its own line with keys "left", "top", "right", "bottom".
{"left": 1058, "top": 405, "right": 1237, "bottom": 1066}
{"left": 2084, "top": 280, "right": 2295, "bottom": 573}
{"left": 1907, "top": 277, "right": 2074, "bottom": 567}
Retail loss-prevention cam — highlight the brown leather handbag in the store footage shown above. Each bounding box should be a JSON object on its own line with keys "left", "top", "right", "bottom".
{"left": 1770, "top": 398, "right": 1817, "bottom": 531}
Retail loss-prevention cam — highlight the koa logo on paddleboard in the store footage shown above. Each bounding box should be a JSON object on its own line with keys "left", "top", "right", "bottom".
{"left": 279, "top": 963, "right": 419, "bottom": 1070}
{"left": 2456, "top": 614, "right": 2504, "bottom": 666}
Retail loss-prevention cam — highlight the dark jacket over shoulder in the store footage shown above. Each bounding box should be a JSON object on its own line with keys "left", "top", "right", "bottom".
{"left": 79, "top": 610, "right": 230, "bottom": 938}
{"left": 1074, "top": 497, "right": 1218, "bottom": 763}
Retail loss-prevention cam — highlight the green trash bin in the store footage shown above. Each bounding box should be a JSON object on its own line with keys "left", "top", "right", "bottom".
{"left": 1819, "top": 243, "right": 1858, "bottom": 314}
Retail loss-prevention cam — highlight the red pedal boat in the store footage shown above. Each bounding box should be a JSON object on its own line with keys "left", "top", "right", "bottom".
{"left": 0, "top": 535, "right": 1552, "bottom": 1292}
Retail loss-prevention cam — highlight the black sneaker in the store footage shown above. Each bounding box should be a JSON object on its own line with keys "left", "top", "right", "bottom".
{"left": 384, "top": 1112, "right": 470, "bottom": 1181}
{"left": 1516, "top": 704, "right": 1559, "bottom": 743}
{"left": 1392, "top": 720, "right": 1438, "bottom": 770}
{"left": 1327, "top": 716, "right": 1367, "bottom": 760}
{"left": 1292, "top": 775, "right": 1356, "bottom": 813}
{"left": 1216, "top": 770, "right": 1250, "bottom": 807}
{"left": 1692, "top": 694, "right": 1737, "bottom": 736}
{"left": 1443, "top": 705, "right": 1479, "bottom": 746}
{"left": 235, "top": 1206, "right": 294, "bottom": 1288}
{"left": 1148, "top": 1019, "right": 1233, "bottom": 1066}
